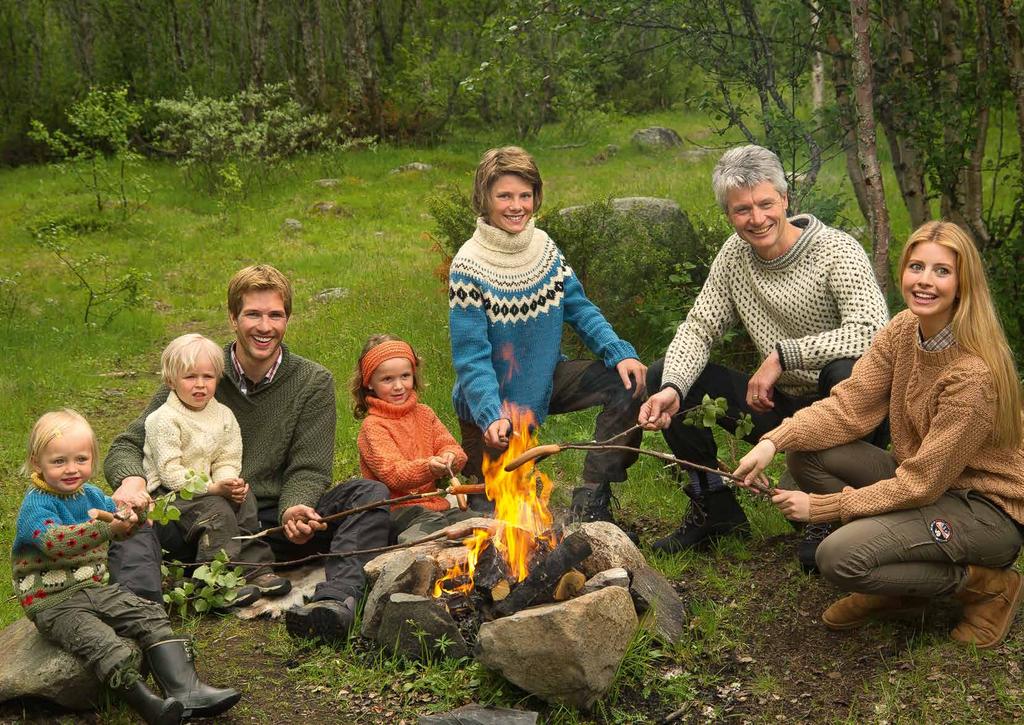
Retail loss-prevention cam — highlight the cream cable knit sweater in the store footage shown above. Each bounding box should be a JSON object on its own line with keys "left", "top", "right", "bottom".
{"left": 143, "top": 392, "right": 243, "bottom": 493}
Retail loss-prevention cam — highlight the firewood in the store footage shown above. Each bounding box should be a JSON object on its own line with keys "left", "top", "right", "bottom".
{"left": 552, "top": 569, "right": 585, "bottom": 601}
{"left": 494, "top": 532, "right": 593, "bottom": 617}
{"left": 490, "top": 580, "right": 511, "bottom": 602}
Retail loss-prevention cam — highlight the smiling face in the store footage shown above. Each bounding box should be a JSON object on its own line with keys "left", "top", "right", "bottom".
{"left": 486, "top": 174, "right": 535, "bottom": 234}
{"left": 367, "top": 357, "right": 415, "bottom": 405}
{"left": 172, "top": 353, "right": 219, "bottom": 411}
{"left": 33, "top": 423, "right": 95, "bottom": 494}
{"left": 229, "top": 289, "right": 288, "bottom": 379}
{"left": 901, "top": 240, "right": 959, "bottom": 338}
{"left": 724, "top": 181, "right": 799, "bottom": 260}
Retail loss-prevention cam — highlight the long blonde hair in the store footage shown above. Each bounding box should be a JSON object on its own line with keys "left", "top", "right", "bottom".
{"left": 898, "top": 221, "right": 1022, "bottom": 448}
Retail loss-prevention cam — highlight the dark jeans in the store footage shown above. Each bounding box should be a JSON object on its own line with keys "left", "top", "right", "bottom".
{"left": 793, "top": 442, "right": 1024, "bottom": 596}
{"left": 109, "top": 478, "right": 390, "bottom": 605}
{"left": 460, "top": 358, "right": 644, "bottom": 489}
{"left": 646, "top": 358, "right": 887, "bottom": 491}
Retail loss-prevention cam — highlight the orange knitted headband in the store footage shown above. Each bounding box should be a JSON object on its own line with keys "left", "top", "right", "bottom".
{"left": 361, "top": 340, "right": 417, "bottom": 386}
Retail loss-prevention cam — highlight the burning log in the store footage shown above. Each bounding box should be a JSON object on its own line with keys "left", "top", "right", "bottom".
{"left": 473, "top": 540, "right": 514, "bottom": 599}
{"left": 493, "top": 532, "right": 593, "bottom": 617}
{"left": 552, "top": 570, "right": 586, "bottom": 602}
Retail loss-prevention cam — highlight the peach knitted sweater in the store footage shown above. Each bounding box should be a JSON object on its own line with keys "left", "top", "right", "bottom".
{"left": 357, "top": 392, "right": 468, "bottom": 510}
{"left": 765, "top": 310, "right": 1024, "bottom": 525}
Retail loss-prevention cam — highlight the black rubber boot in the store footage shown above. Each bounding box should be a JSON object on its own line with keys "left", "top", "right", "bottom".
{"left": 146, "top": 639, "right": 241, "bottom": 719}
{"left": 285, "top": 596, "right": 356, "bottom": 645}
{"left": 117, "top": 679, "right": 183, "bottom": 725}
{"left": 651, "top": 486, "right": 750, "bottom": 553}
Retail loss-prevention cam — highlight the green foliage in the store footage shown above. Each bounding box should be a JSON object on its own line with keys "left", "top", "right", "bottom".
{"left": 683, "top": 393, "right": 756, "bottom": 469}
{"left": 28, "top": 217, "right": 151, "bottom": 327}
{"left": 149, "top": 470, "right": 210, "bottom": 526}
{"left": 152, "top": 84, "right": 353, "bottom": 191}
{"left": 162, "top": 550, "right": 246, "bottom": 618}
{"left": 0, "top": 272, "right": 19, "bottom": 331}
{"left": 427, "top": 186, "right": 477, "bottom": 264}
{"left": 27, "top": 86, "right": 149, "bottom": 218}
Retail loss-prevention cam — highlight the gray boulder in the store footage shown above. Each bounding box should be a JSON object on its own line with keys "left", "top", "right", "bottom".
{"left": 475, "top": 585, "right": 638, "bottom": 710}
{"left": 361, "top": 551, "right": 439, "bottom": 639}
{"left": 571, "top": 521, "right": 647, "bottom": 578}
{"left": 313, "top": 178, "right": 340, "bottom": 187}
{"left": 376, "top": 593, "right": 468, "bottom": 661}
{"left": 419, "top": 704, "right": 538, "bottom": 724}
{"left": 629, "top": 563, "right": 687, "bottom": 645}
{"left": 582, "top": 567, "right": 631, "bottom": 594}
{"left": 0, "top": 617, "right": 140, "bottom": 709}
{"left": 312, "top": 287, "right": 349, "bottom": 303}
{"left": 631, "top": 127, "right": 683, "bottom": 150}
{"left": 281, "top": 218, "right": 303, "bottom": 233}
{"left": 391, "top": 162, "right": 433, "bottom": 174}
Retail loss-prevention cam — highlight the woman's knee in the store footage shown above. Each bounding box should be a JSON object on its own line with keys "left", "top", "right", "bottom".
{"left": 815, "top": 529, "right": 872, "bottom": 589}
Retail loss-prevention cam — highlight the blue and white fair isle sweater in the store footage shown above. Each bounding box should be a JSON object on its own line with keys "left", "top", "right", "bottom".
{"left": 449, "top": 218, "right": 638, "bottom": 431}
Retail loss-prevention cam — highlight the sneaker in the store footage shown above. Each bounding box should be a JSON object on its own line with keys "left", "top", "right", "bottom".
{"left": 797, "top": 522, "right": 835, "bottom": 573}
{"left": 285, "top": 597, "right": 356, "bottom": 644}
{"left": 651, "top": 485, "right": 750, "bottom": 554}
{"left": 250, "top": 572, "right": 293, "bottom": 597}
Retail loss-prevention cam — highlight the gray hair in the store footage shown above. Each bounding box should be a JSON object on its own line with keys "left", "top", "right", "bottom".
{"left": 711, "top": 145, "right": 788, "bottom": 211}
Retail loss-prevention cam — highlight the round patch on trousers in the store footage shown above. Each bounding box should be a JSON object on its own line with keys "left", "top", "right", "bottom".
{"left": 930, "top": 518, "right": 953, "bottom": 542}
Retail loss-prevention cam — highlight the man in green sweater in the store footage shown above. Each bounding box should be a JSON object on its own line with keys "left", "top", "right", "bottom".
{"left": 105, "top": 265, "right": 390, "bottom": 643}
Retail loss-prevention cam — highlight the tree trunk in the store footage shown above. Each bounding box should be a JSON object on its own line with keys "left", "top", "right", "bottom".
{"left": 298, "top": 0, "right": 326, "bottom": 107}
{"left": 349, "top": 0, "right": 382, "bottom": 135}
{"left": 166, "top": 0, "right": 187, "bottom": 73}
{"left": 250, "top": 0, "right": 269, "bottom": 88}
{"left": 1001, "top": 0, "right": 1024, "bottom": 227}
{"left": 811, "top": 0, "right": 825, "bottom": 110}
{"left": 850, "top": 0, "right": 891, "bottom": 296}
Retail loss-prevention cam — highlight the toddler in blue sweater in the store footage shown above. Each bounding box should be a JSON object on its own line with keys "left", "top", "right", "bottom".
{"left": 448, "top": 146, "right": 647, "bottom": 522}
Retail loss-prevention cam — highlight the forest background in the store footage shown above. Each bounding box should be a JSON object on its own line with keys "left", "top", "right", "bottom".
{"left": 3, "top": 0, "right": 1024, "bottom": 722}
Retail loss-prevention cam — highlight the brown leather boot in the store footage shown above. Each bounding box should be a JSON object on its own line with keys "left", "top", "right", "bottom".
{"left": 822, "top": 593, "right": 927, "bottom": 630}
{"left": 951, "top": 565, "right": 1024, "bottom": 649}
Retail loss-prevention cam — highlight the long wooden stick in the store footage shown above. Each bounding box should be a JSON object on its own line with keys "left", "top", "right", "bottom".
{"left": 231, "top": 484, "right": 485, "bottom": 541}
{"left": 504, "top": 443, "right": 773, "bottom": 496}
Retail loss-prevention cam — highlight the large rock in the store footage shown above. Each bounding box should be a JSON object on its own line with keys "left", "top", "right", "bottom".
{"left": 475, "top": 586, "right": 638, "bottom": 710}
{"left": 572, "top": 521, "right": 647, "bottom": 578}
{"left": 631, "top": 126, "right": 683, "bottom": 150}
{"left": 0, "top": 617, "right": 140, "bottom": 709}
{"left": 363, "top": 517, "right": 494, "bottom": 586}
{"left": 629, "top": 564, "right": 687, "bottom": 645}
{"left": 390, "top": 162, "right": 433, "bottom": 174}
{"left": 376, "top": 593, "right": 468, "bottom": 661}
{"left": 361, "top": 551, "right": 439, "bottom": 639}
{"left": 419, "top": 703, "right": 538, "bottom": 724}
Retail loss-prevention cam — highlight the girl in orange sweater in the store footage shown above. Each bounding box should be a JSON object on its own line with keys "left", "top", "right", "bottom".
{"left": 351, "top": 334, "right": 477, "bottom": 543}
{"left": 734, "top": 221, "right": 1024, "bottom": 648}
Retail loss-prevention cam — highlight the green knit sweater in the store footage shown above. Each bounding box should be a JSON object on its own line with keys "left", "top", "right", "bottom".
{"left": 105, "top": 343, "right": 336, "bottom": 520}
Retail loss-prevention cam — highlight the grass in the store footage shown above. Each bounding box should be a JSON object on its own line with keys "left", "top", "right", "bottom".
{"left": 3, "top": 109, "right": 1024, "bottom": 722}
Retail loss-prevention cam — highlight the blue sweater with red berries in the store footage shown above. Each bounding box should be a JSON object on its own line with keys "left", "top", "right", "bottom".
{"left": 12, "top": 476, "right": 116, "bottom": 619}
{"left": 448, "top": 218, "right": 637, "bottom": 430}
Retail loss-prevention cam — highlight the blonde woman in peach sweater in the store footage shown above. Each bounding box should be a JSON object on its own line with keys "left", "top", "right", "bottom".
{"left": 735, "top": 221, "right": 1024, "bottom": 648}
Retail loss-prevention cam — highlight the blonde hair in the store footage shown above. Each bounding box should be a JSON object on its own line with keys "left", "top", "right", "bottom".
{"left": 349, "top": 333, "right": 422, "bottom": 419}
{"left": 161, "top": 333, "right": 225, "bottom": 386}
{"left": 227, "top": 264, "right": 293, "bottom": 319}
{"left": 898, "top": 221, "right": 1023, "bottom": 448}
{"left": 472, "top": 146, "right": 544, "bottom": 218}
{"left": 22, "top": 408, "right": 98, "bottom": 476}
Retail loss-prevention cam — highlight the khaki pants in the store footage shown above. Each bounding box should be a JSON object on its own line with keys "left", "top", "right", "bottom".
{"left": 789, "top": 442, "right": 1023, "bottom": 596}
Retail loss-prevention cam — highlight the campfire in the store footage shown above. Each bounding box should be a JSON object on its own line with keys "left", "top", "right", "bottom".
{"left": 433, "top": 406, "right": 587, "bottom": 613}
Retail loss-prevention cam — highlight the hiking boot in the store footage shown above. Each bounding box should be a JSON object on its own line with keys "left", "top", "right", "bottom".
{"left": 570, "top": 482, "right": 615, "bottom": 523}
{"left": 651, "top": 485, "right": 749, "bottom": 554}
{"left": 951, "top": 564, "right": 1024, "bottom": 648}
{"left": 821, "top": 593, "right": 928, "bottom": 630}
{"left": 285, "top": 596, "right": 356, "bottom": 644}
{"left": 117, "top": 679, "right": 183, "bottom": 725}
{"left": 232, "top": 572, "right": 293, "bottom": 607}
{"left": 146, "top": 639, "right": 241, "bottom": 719}
{"left": 797, "top": 522, "right": 835, "bottom": 574}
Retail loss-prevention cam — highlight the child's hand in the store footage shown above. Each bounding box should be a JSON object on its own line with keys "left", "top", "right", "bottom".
{"left": 109, "top": 508, "right": 140, "bottom": 538}
{"left": 209, "top": 477, "right": 248, "bottom": 504}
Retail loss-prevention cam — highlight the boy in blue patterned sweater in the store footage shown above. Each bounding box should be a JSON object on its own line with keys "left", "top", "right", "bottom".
{"left": 448, "top": 146, "right": 647, "bottom": 521}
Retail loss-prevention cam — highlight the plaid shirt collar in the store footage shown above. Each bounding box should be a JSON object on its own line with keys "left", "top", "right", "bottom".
{"left": 230, "top": 342, "right": 283, "bottom": 395}
{"left": 918, "top": 322, "right": 955, "bottom": 352}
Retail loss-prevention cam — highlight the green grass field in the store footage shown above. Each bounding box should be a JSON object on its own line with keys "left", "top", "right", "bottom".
{"left": 3, "top": 111, "right": 1022, "bottom": 723}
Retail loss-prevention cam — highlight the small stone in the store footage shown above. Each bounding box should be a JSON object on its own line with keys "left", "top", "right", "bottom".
{"left": 582, "top": 567, "right": 630, "bottom": 594}
{"left": 281, "top": 218, "right": 303, "bottom": 233}
{"left": 312, "top": 287, "right": 349, "bottom": 303}
{"left": 631, "top": 127, "right": 683, "bottom": 150}
{"left": 314, "top": 178, "right": 340, "bottom": 187}
{"left": 390, "top": 162, "right": 433, "bottom": 174}
{"left": 376, "top": 593, "right": 468, "bottom": 661}
{"left": 419, "top": 704, "right": 538, "bottom": 724}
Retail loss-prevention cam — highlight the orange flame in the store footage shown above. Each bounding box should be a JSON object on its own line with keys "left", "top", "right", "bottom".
{"left": 433, "top": 405, "right": 559, "bottom": 597}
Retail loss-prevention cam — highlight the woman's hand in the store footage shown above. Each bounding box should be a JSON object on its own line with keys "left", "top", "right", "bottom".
{"left": 733, "top": 439, "right": 776, "bottom": 489}
{"left": 771, "top": 489, "right": 811, "bottom": 522}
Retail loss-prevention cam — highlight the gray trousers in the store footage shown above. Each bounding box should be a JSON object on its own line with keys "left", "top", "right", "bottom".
{"left": 790, "top": 441, "right": 1023, "bottom": 597}
{"left": 170, "top": 490, "right": 275, "bottom": 578}
{"left": 32, "top": 585, "right": 175, "bottom": 685}
{"left": 389, "top": 504, "right": 478, "bottom": 545}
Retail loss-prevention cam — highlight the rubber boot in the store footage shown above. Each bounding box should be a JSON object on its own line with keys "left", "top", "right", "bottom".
{"left": 821, "top": 593, "right": 928, "bottom": 630}
{"left": 951, "top": 564, "right": 1024, "bottom": 648}
{"left": 117, "top": 679, "right": 183, "bottom": 725}
{"left": 146, "top": 639, "right": 241, "bottom": 718}
{"left": 651, "top": 486, "right": 749, "bottom": 553}
{"left": 285, "top": 596, "right": 357, "bottom": 644}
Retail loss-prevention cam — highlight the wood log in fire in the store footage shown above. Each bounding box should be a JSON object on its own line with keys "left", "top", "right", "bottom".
{"left": 493, "top": 532, "right": 593, "bottom": 617}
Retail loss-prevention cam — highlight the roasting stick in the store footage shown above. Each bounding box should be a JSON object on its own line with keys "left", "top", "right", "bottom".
{"left": 503, "top": 442, "right": 773, "bottom": 497}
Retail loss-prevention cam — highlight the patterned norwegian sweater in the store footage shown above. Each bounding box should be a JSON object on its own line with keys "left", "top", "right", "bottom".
{"left": 143, "top": 392, "right": 243, "bottom": 493}
{"left": 449, "top": 218, "right": 638, "bottom": 430}
{"left": 357, "top": 392, "right": 468, "bottom": 511}
{"left": 12, "top": 477, "right": 117, "bottom": 619}
{"left": 662, "top": 214, "right": 889, "bottom": 398}
{"left": 765, "top": 310, "right": 1024, "bottom": 525}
